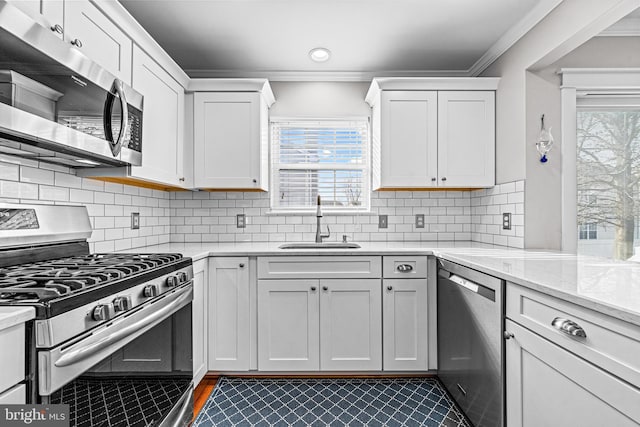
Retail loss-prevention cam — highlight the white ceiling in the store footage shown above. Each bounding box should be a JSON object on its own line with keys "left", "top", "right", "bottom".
{"left": 120, "top": 0, "right": 556, "bottom": 79}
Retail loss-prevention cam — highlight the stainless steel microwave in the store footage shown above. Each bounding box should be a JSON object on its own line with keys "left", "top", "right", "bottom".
{"left": 0, "top": 1, "right": 143, "bottom": 168}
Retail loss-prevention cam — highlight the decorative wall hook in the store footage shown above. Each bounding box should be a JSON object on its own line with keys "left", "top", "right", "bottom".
{"left": 536, "top": 114, "right": 554, "bottom": 163}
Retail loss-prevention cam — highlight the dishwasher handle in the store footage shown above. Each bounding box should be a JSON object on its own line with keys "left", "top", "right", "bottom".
{"left": 438, "top": 269, "right": 496, "bottom": 302}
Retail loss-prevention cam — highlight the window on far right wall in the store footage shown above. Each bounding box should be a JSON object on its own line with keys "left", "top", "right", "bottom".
{"left": 576, "top": 108, "right": 640, "bottom": 260}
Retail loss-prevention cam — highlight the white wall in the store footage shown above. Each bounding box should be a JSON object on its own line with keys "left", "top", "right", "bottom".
{"left": 482, "top": 0, "right": 638, "bottom": 249}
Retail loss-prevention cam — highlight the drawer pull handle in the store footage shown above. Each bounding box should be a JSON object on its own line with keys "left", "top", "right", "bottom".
{"left": 396, "top": 264, "right": 413, "bottom": 272}
{"left": 239, "top": 263, "right": 245, "bottom": 268}
{"left": 322, "top": 286, "right": 329, "bottom": 291}
{"left": 387, "top": 286, "right": 393, "bottom": 291}
{"left": 552, "top": 317, "right": 587, "bottom": 338}
{"left": 310, "top": 286, "right": 316, "bottom": 291}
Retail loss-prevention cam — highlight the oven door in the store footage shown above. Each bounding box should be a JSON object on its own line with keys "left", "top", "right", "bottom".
{"left": 38, "top": 283, "right": 193, "bottom": 427}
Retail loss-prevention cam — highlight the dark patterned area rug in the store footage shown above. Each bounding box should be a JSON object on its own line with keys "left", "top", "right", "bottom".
{"left": 193, "top": 377, "right": 471, "bottom": 427}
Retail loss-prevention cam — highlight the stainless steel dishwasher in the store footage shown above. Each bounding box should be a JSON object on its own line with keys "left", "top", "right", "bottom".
{"left": 437, "top": 259, "right": 505, "bottom": 427}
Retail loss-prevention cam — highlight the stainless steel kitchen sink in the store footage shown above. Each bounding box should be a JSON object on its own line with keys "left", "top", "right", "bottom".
{"left": 279, "top": 242, "right": 361, "bottom": 249}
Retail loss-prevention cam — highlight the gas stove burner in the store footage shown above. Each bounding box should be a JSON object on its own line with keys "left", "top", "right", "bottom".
{"left": 0, "top": 253, "right": 184, "bottom": 304}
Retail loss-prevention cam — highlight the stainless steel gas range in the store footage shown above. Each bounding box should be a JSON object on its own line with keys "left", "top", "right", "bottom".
{"left": 0, "top": 203, "right": 194, "bottom": 427}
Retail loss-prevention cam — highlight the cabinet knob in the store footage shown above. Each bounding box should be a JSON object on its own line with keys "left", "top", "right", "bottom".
{"left": 252, "top": 179, "right": 257, "bottom": 183}
{"left": 387, "top": 285, "right": 393, "bottom": 291}
{"left": 310, "top": 286, "right": 316, "bottom": 291}
{"left": 441, "top": 177, "right": 447, "bottom": 181}
{"left": 322, "top": 286, "right": 329, "bottom": 291}
{"left": 51, "top": 24, "right": 63, "bottom": 34}
{"left": 179, "top": 177, "right": 185, "bottom": 182}
{"left": 71, "top": 38, "right": 83, "bottom": 48}
{"left": 239, "top": 263, "right": 245, "bottom": 268}
{"left": 431, "top": 177, "right": 436, "bottom": 182}
{"left": 503, "top": 331, "right": 514, "bottom": 340}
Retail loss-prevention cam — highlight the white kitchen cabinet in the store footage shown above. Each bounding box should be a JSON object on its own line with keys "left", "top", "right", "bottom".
{"left": 64, "top": 0, "right": 132, "bottom": 85}
{"left": 192, "top": 259, "right": 208, "bottom": 385}
{"left": 320, "top": 279, "right": 382, "bottom": 371}
{"left": 257, "top": 279, "right": 320, "bottom": 371}
{"left": 130, "top": 45, "right": 186, "bottom": 187}
{"left": 0, "top": 384, "right": 26, "bottom": 404}
{"left": 376, "top": 91, "right": 438, "bottom": 188}
{"left": 6, "top": 0, "right": 64, "bottom": 38}
{"left": 505, "top": 319, "right": 640, "bottom": 427}
{"left": 383, "top": 279, "right": 428, "bottom": 371}
{"left": 193, "top": 81, "right": 274, "bottom": 190}
{"left": 438, "top": 91, "right": 495, "bottom": 187}
{"left": 0, "top": 322, "right": 26, "bottom": 394}
{"left": 208, "top": 257, "right": 250, "bottom": 371}
{"left": 257, "top": 277, "right": 382, "bottom": 372}
{"left": 366, "top": 78, "right": 499, "bottom": 189}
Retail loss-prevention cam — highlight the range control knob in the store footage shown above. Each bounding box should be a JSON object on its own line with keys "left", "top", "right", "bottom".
{"left": 113, "top": 295, "right": 132, "bottom": 312}
{"left": 166, "top": 275, "right": 179, "bottom": 287}
{"left": 178, "top": 271, "right": 188, "bottom": 283}
{"left": 143, "top": 284, "right": 159, "bottom": 298}
{"left": 91, "top": 304, "right": 114, "bottom": 321}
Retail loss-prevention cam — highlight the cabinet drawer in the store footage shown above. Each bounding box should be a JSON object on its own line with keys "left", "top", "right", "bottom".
{"left": 0, "top": 384, "right": 25, "bottom": 404}
{"left": 383, "top": 256, "right": 428, "bottom": 278}
{"left": 507, "top": 283, "right": 640, "bottom": 389}
{"left": 258, "top": 256, "right": 381, "bottom": 279}
{"left": 0, "top": 323, "right": 25, "bottom": 394}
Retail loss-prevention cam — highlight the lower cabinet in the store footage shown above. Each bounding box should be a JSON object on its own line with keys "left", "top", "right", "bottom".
{"left": 258, "top": 279, "right": 382, "bottom": 371}
{"left": 505, "top": 319, "right": 640, "bottom": 426}
{"left": 208, "top": 257, "right": 250, "bottom": 371}
{"left": 382, "top": 279, "right": 428, "bottom": 371}
{"left": 192, "top": 258, "right": 208, "bottom": 384}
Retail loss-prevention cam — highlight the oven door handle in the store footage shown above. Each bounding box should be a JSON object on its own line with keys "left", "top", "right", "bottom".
{"left": 54, "top": 285, "right": 191, "bottom": 367}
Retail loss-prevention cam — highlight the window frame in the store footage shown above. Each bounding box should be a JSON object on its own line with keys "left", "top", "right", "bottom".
{"left": 268, "top": 117, "right": 371, "bottom": 214}
{"left": 560, "top": 68, "right": 640, "bottom": 252}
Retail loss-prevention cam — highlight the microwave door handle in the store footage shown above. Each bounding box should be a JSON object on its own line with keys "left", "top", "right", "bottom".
{"left": 104, "top": 79, "right": 129, "bottom": 157}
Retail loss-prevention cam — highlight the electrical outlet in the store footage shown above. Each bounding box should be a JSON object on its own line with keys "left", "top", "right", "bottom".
{"left": 237, "top": 214, "right": 246, "bottom": 228}
{"left": 415, "top": 214, "right": 425, "bottom": 228}
{"left": 502, "top": 213, "right": 512, "bottom": 230}
{"left": 378, "top": 215, "right": 388, "bottom": 229}
{"left": 131, "top": 212, "right": 140, "bottom": 230}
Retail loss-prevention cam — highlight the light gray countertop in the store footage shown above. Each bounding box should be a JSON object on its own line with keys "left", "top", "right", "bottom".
{"left": 0, "top": 306, "right": 35, "bottom": 331}
{"left": 122, "top": 242, "right": 640, "bottom": 327}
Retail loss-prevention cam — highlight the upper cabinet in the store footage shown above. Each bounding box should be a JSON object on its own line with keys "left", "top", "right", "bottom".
{"left": 130, "top": 45, "right": 186, "bottom": 187}
{"left": 6, "top": 0, "right": 64, "bottom": 38}
{"left": 64, "top": 1, "right": 132, "bottom": 84}
{"left": 191, "top": 79, "right": 275, "bottom": 191}
{"left": 366, "top": 78, "right": 499, "bottom": 190}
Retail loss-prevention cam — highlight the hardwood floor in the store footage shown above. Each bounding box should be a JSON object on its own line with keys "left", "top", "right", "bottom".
{"left": 193, "top": 375, "right": 218, "bottom": 423}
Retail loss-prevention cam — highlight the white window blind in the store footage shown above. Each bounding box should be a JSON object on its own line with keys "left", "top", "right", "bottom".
{"left": 271, "top": 119, "right": 370, "bottom": 211}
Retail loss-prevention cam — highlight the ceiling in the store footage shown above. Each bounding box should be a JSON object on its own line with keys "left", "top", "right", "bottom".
{"left": 120, "top": 0, "right": 558, "bottom": 80}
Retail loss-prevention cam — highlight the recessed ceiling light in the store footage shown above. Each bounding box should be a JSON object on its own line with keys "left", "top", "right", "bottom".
{"left": 309, "top": 47, "right": 331, "bottom": 63}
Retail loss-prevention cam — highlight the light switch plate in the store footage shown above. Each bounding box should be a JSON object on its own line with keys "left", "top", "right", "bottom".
{"left": 502, "top": 213, "right": 512, "bottom": 230}
{"left": 237, "top": 214, "right": 246, "bottom": 228}
{"left": 379, "top": 215, "right": 388, "bottom": 229}
{"left": 131, "top": 212, "right": 140, "bottom": 230}
{"left": 415, "top": 214, "right": 425, "bottom": 228}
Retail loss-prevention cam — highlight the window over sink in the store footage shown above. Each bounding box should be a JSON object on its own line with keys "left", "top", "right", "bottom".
{"left": 270, "top": 118, "right": 370, "bottom": 212}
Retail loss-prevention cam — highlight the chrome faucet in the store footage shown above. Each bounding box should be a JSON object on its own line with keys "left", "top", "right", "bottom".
{"left": 315, "top": 195, "right": 330, "bottom": 243}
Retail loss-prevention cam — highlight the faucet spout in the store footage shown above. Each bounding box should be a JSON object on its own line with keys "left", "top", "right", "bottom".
{"left": 315, "top": 195, "right": 330, "bottom": 243}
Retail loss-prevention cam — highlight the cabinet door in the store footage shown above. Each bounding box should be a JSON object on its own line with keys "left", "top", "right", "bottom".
{"left": 6, "top": 0, "right": 64, "bottom": 38}
{"left": 131, "top": 46, "right": 185, "bottom": 187}
{"left": 192, "top": 259, "right": 207, "bottom": 385}
{"left": 208, "top": 257, "right": 250, "bottom": 371}
{"left": 438, "top": 91, "right": 495, "bottom": 187}
{"left": 383, "top": 279, "right": 428, "bottom": 371}
{"left": 64, "top": 0, "right": 132, "bottom": 84}
{"left": 320, "top": 279, "right": 382, "bottom": 371}
{"left": 257, "top": 280, "right": 319, "bottom": 371}
{"left": 506, "top": 320, "right": 640, "bottom": 427}
{"left": 379, "top": 91, "right": 438, "bottom": 188}
{"left": 194, "top": 92, "right": 265, "bottom": 190}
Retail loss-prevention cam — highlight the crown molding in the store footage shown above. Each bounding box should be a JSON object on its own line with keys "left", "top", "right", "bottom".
{"left": 468, "top": 0, "right": 564, "bottom": 76}
{"left": 184, "top": 69, "right": 471, "bottom": 82}
{"left": 598, "top": 17, "right": 640, "bottom": 37}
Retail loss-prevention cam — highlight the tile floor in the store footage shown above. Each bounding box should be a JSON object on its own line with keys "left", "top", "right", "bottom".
{"left": 193, "top": 377, "right": 471, "bottom": 427}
